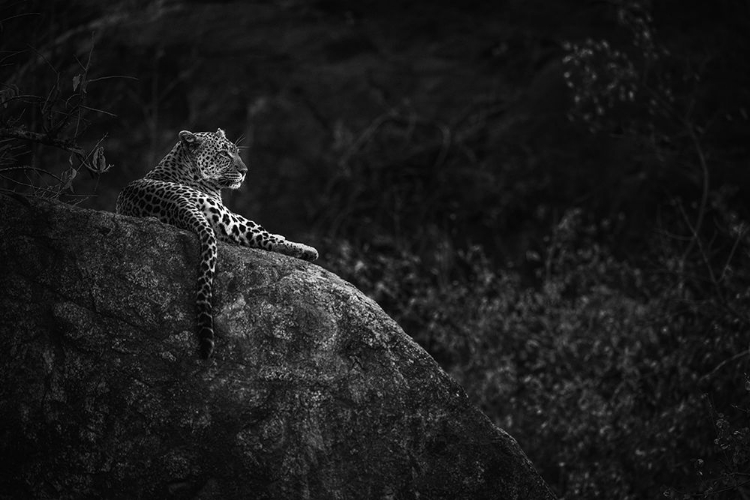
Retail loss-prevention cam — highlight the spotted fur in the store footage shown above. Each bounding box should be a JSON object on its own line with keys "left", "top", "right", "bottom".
{"left": 116, "top": 128, "right": 318, "bottom": 358}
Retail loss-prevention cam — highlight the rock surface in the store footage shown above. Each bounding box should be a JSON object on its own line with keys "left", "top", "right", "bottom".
{"left": 0, "top": 195, "right": 554, "bottom": 500}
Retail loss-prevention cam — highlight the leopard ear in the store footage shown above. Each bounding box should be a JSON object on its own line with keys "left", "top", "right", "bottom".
{"left": 215, "top": 128, "right": 227, "bottom": 139}
{"left": 179, "top": 130, "right": 202, "bottom": 152}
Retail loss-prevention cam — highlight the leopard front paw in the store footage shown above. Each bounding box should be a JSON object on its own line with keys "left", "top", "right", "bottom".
{"left": 299, "top": 244, "right": 319, "bottom": 262}
{"left": 277, "top": 240, "right": 318, "bottom": 261}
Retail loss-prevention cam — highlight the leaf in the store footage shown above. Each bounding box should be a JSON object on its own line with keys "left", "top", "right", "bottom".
{"left": 72, "top": 74, "right": 82, "bottom": 92}
{"left": 89, "top": 146, "right": 112, "bottom": 174}
{"left": 61, "top": 168, "right": 77, "bottom": 193}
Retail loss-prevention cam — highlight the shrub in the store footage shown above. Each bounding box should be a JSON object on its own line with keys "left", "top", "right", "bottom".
{"left": 0, "top": 5, "right": 114, "bottom": 200}
{"left": 323, "top": 203, "right": 750, "bottom": 498}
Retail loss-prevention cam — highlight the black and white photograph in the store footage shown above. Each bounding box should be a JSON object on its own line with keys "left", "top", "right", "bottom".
{"left": 1, "top": 1, "right": 748, "bottom": 498}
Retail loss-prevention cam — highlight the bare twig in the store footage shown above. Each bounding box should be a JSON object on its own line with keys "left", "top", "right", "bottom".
{"left": 679, "top": 125, "right": 710, "bottom": 267}
{"left": 0, "top": 128, "right": 84, "bottom": 156}
{"left": 700, "top": 348, "right": 750, "bottom": 382}
{"left": 0, "top": 165, "right": 66, "bottom": 184}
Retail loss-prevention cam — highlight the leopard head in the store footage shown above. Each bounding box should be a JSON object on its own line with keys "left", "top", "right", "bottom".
{"left": 179, "top": 128, "right": 248, "bottom": 190}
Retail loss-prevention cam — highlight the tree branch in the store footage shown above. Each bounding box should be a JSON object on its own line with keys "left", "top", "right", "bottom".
{"left": 0, "top": 128, "right": 85, "bottom": 157}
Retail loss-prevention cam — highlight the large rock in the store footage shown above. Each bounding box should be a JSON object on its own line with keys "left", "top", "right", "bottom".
{"left": 0, "top": 195, "right": 554, "bottom": 500}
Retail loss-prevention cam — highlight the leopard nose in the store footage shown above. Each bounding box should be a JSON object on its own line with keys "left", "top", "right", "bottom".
{"left": 235, "top": 157, "right": 248, "bottom": 174}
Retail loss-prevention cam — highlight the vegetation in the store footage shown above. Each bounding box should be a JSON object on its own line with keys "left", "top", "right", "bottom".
{"left": 2, "top": 0, "right": 749, "bottom": 498}
{"left": 0, "top": 9, "right": 115, "bottom": 200}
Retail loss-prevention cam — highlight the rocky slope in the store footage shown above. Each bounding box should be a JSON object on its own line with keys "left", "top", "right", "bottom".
{"left": 0, "top": 195, "right": 554, "bottom": 499}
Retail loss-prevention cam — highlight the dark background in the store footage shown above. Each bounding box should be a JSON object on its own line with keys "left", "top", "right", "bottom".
{"left": 2, "top": 0, "right": 749, "bottom": 497}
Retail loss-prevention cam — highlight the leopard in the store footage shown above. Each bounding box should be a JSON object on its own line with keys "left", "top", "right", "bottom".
{"left": 116, "top": 128, "right": 318, "bottom": 358}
